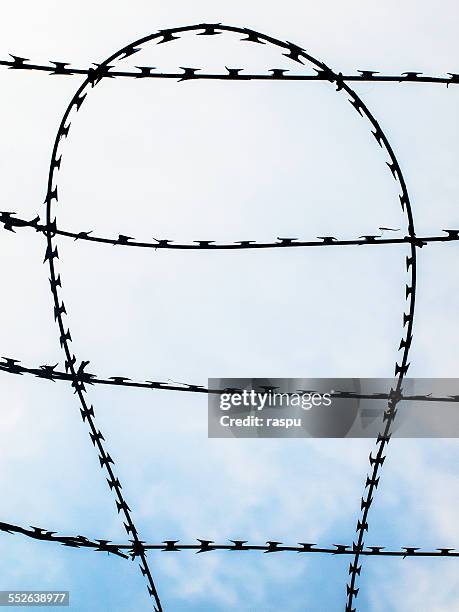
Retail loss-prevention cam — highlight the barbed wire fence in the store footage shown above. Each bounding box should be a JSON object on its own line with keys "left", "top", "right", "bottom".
{"left": 0, "top": 22, "right": 457, "bottom": 611}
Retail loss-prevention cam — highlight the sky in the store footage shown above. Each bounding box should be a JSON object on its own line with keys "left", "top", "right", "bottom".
{"left": 0, "top": 1, "right": 458, "bottom": 611}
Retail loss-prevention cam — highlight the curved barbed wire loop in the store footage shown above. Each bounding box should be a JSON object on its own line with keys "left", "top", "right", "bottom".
{"left": 11, "top": 22, "right": 415, "bottom": 611}
{"left": 46, "top": 23, "right": 415, "bottom": 612}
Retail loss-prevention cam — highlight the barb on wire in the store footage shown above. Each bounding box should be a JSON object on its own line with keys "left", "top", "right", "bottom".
{"left": 1, "top": 211, "right": 459, "bottom": 250}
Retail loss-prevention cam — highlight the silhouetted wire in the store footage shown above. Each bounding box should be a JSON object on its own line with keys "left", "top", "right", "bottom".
{"left": 336, "top": 79, "right": 416, "bottom": 612}
{"left": 1, "top": 355, "right": 459, "bottom": 403}
{"left": 0, "top": 520, "right": 129, "bottom": 559}
{"left": 0, "top": 21, "right": 455, "bottom": 612}
{"left": 1, "top": 519, "right": 457, "bottom": 559}
{"left": 1, "top": 211, "right": 459, "bottom": 249}
{"left": 1, "top": 51, "right": 459, "bottom": 85}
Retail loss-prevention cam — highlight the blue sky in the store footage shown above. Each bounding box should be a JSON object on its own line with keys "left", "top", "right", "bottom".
{"left": 0, "top": 1, "right": 458, "bottom": 611}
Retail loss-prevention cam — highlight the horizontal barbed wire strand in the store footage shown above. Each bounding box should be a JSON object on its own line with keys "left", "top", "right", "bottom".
{"left": 1, "top": 212, "right": 459, "bottom": 250}
{"left": 1, "top": 520, "right": 457, "bottom": 560}
{"left": 1, "top": 355, "right": 459, "bottom": 403}
{"left": 1, "top": 56, "right": 459, "bottom": 86}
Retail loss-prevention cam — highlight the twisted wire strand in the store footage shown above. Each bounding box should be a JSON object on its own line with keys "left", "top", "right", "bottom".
{"left": 1, "top": 211, "right": 458, "bottom": 250}
{"left": 1, "top": 52, "right": 459, "bottom": 85}
{"left": 1, "top": 519, "right": 457, "bottom": 560}
{"left": 336, "top": 85, "right": 417, "bottom": 612}
{"left": 0, "top": 521, "right": 129, "bottom": 559}
{"left": 1, "top": 355, "right": 459, "bottom": 403}
{"left": 44, "top": 107, "right": 164, "bottom": 612}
